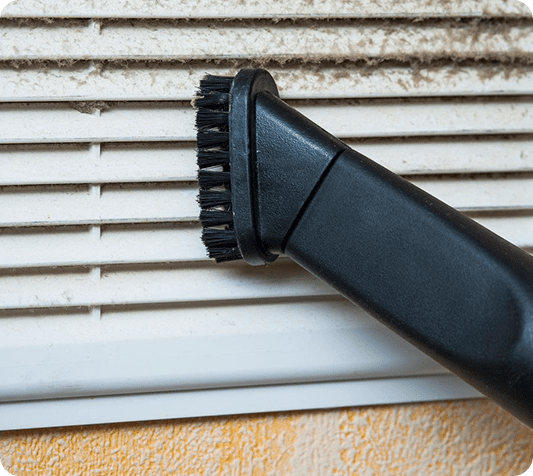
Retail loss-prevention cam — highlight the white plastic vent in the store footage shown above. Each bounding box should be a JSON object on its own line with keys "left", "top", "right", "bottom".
{"left": 0, "top": 0, "right": 532, "bottom": 430}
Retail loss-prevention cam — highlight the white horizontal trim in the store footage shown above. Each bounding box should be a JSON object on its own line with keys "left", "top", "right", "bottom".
{"left": 1, "top": 20, "right": 531, "bottom": 61}
{"left": 0, "top": 375, "right": 482, "bottom": 431}
{"left": 0, "top": 327, "right": 446, "bottom": 401}
{"left": 1, "top": 100, "right": 531, "bottom": 144}
{"left": 0, "top": 291, "right": 479, "bottom": 426}
{"left": 1, "top": 138, "right": 532, "bottom": 186}
{"left": 2, "top": 63, "right": 533, "bottom": 102}
{"left": 2, "top": 0, "right": 529, "bottom": 19}
{"left": 1, "top": 214, "right": 532, "bottom": 269}
{"left": 0, "top": 184, "right": 198, "bottom": 227}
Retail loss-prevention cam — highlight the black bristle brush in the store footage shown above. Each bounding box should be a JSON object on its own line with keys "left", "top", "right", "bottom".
{"left": 194, "top": 68, "right": 533, "bottom": 428}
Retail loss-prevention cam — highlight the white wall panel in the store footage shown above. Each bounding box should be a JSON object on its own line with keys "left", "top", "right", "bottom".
{"left": 0, "top": 4, "right": 530, "bottom": 429}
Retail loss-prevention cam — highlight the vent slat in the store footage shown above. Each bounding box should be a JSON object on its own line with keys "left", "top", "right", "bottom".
{"left": 0, "top": 176, "right": 531, "bottom": 225}
{"left": 0, "top": 262, "right": 334, "bottom": 310}
{"left": 0, "top": 144, "right": 197, "bottom": 185}
{"left": 1, "top": 215, "right": 531, "bottom": 269}
{"left": 1, "top": 138, "right": 532, "bottom": 186}
{"left": 356, "top": 138, "right": 533, "bottom": 176}
{"left": 0, "top": 104, "right": 194, "bottom": 144}
{"left": 1, "top": 100, "right": 532, "bottom": 144}
{"left": 0, "top": 186, "right": 198, "bottom": 227}
{"left": 2, "top": 64, "right": 533, "bottom": 102}
{"left": 0, "top": 300, "right": 375, "bottom": 347}
{"left": 0, "top": 226, "right": 206, "bottom": 268}
{"left": 3, "top": 0, "right": 530, "bottom": 18}
{"left": 415, "top": 176, "right": 533, "bottom": 211}
{"left": 1, "top": 21, "right": 531, "bottom": 62}
{"left": 1, "top": 178, "right": 532, "bottom": 228}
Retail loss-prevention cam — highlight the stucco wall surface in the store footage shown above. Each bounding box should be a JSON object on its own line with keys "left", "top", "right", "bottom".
{"left": 0, "top": 399, "right": 531, "bottom": 475}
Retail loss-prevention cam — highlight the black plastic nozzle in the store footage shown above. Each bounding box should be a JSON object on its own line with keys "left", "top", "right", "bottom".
{"left": 195, "top": 68, "right": 533, "bottom": 429}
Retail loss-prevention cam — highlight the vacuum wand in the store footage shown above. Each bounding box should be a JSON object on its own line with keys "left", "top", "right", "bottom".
{"left": 194, "top": 68, "right": 533, "bottom": 428}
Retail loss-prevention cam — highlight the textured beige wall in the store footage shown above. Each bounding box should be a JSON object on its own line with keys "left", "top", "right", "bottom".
{"left": 0, "top": 399, "right": 532, "bottom": 475}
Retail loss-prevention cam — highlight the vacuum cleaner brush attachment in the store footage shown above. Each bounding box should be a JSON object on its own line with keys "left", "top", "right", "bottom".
{"left": 194, "top": 68, "right": 533, "bottom": 429}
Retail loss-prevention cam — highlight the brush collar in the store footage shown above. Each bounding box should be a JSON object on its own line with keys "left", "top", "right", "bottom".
{"left": 230, "top": 69, "right": 279, "bottom": 266}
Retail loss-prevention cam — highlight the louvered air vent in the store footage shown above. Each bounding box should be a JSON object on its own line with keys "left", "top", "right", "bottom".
{"left": 0, "top": 0, "right": 532, "bottom": 430}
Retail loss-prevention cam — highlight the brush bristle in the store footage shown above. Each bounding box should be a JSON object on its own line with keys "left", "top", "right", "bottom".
{"left": 197, "top": 149, "right": 230, "bottom": 169}
{"left": 198, "top": 190, "right": 232, "bottom": 209}
{"left": 200, "top": 210, "right": 234, "bottom": 227}
{"left": 195, "top": 73, "right": 243, "bottom": 263}
{"left": 198, "top": 171, "right": 231, "bottom": 190}
{"left": 196, "top": 110, "right": 229, "bottom": 131}
{"left": 201, "top": 229, "right": 241, "bottom": 262}
{"left": 199, "top": 74, "right": 234, "bottom": 94}
{"left": 197, "top": 131, "right": 229, "bottom": 150}
{"left": 194, "top": 92, "right": 230, "bottom": 111}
